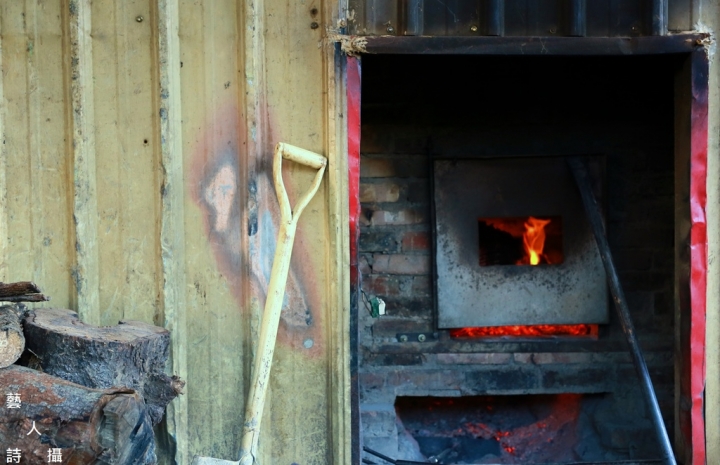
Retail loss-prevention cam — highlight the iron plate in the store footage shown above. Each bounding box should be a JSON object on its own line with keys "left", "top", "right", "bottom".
{"left": 434, "top": 157, "right": 608, "bottom": 328}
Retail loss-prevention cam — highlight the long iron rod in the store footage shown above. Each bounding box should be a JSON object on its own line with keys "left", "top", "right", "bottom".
{"left": 568, "top": 157, "right": 675, "bottom": 465}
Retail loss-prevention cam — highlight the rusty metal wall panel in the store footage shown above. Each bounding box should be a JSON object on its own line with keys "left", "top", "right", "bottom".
{"left": 0, "top": 1, "right": 75, "bottom": 309}
{"left": 434, "top": 158, "right": 609, "bottom": 328}
{"left": 0, "top": 0, "right": 351, "bottom": 463}
{"left": 348, "top": 0, "right": 690, "bottom": 36}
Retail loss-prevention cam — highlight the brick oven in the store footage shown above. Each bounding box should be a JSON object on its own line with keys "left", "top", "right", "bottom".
{"left": 355, "top": 54, "right": 687, "bottom": 464}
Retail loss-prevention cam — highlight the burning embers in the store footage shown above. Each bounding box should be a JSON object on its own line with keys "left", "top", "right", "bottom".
{"left": 395, "top": 395, "right": 585, "bottom": 464}
{"left": 478, "top": 216, "right": 563, "bottom": 266}
{"left": 450, "top": 324, "right": 598, "bottom": 339}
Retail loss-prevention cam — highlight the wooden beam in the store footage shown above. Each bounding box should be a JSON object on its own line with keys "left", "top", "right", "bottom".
{"left": 357, "top": 34, "right": 707, "bottom": 56}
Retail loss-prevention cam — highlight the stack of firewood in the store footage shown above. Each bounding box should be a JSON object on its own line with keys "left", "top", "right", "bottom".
{"left": 0, "top": 282, "right": 184, "bottom": 464}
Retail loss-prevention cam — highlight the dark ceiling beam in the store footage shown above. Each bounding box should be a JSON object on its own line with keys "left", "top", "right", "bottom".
{"left": 358, "top": 34, "right": 707, "bottom": 56}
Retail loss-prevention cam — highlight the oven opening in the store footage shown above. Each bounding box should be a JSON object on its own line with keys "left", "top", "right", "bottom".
{"left": 478, "top": 216, "right": 564, "bottom": 266}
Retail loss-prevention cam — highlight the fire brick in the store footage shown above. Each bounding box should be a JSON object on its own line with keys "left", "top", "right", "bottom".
{"left": 410, "top": 276, "right": 431, "bottom": 297}
{"left": 364, "top": 275, "right": 404, "bottom": 297}
{"left": 359, "top": 255, "right": 372, "bottom": 275}
{"left": 360, "top": 155, "right": 429, "bottom": 178}
{"left": 513, "top": 353, "right": 534, "bottom": 364}
{"left": 401, "top": 231, "right": 430, "bottom": 251}
{"left": 531, "top": 352, "right": 593, "bottom": 364}
{"left": 387, "top": 369, "right": 466, "bottom": 392}
{"left": 436, "top": 353, "right": 512, "bottom": 365}
{"left": 360, "top": 158, "right": 396, "bottom": 178}
{"left": 372, "top": 254, "right": 430, "bottom": 275}
{"left": 384, "top": 298, "right": 432, "bottom": 319}
{"left": 465, "top": 369, "right": 538, "bottom": 393}
{"left": 363, "top": 353, "right": 423, "bottom": 366}
{"left": 359, "top": 372, "right": 385, "bottom": 391}
{"left": 406, "top": 180, "right": 430, "bottom": 204}
{"left": 359, "top": 231, "right": 400, "bottom": 253}
{"left": 371, "top": 209, "right": 426, "bottom": 226}
{"left": 371, "top": 318, "right": 433, "bottom": 338}
{"left": 360, "top": 408, "right": 397, "bottom": 438}
{"left": 541, "top": 368, "right": 611, "bottom": 391}
{"left": 360, "top": 182, "right": 401, "bottom": 203}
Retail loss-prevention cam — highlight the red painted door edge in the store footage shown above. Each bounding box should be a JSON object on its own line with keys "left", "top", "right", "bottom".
{"left": 346, "top": 55, "right": 362, "bottom": 465}
{"left": 347, "top": 56, "right": 361, "bottom": 276}
{"left": 689, "top": 50, "right": 708, "bottom": 465}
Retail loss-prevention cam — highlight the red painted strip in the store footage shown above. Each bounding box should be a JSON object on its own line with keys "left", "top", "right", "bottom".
{"left": 689, "top": 52, "right": 708, "bottom": 465}
{"left": 347, "top": 56, "right": 361, "bottom": 274}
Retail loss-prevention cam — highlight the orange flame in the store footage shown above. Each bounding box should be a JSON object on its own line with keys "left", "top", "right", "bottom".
{"left": 450, "top": 324, "right": 598, "bottom": 338}
{"left": 522, "top": 216, "right": 551, "bottom": 265}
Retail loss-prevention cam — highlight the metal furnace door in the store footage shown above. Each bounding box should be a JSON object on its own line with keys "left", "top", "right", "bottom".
{"left": 433, "top": 157, "right": 609, "bottom": 329}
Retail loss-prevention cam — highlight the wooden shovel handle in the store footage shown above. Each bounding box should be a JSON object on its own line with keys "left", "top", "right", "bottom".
{"left": 273, "top": 142, "right": 327, "bottom": 225}
{"left": 239, "top": 143, "right": 326, "bottom": 465}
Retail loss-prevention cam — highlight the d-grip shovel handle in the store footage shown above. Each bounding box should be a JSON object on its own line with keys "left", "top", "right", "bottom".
{"left": 274, "top": 142, "right": 327, "bottom": 226}
{"left": 239, "top": 143, "right": 326, "bottom": 465}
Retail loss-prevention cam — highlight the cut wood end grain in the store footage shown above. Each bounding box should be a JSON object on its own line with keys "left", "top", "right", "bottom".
{"left": 24, "top": 308, "right": 183, "bottom": 425}
{"left": 0, "top": 305, "right": 25, "bottom": 368}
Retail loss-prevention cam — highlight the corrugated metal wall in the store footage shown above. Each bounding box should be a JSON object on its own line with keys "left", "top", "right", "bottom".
{"left": 0, "top": 1, "right": 350, "bottom": 463}
{"left": 347, "top": 0, "right": 700, "bottom": 36}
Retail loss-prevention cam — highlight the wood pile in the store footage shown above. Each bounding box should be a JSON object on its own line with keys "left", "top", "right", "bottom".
{"left": 0, "top": 282, "right": 184, "bottom": 464}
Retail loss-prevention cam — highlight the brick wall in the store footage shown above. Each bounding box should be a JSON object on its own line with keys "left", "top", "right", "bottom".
{"left": 360, "top": 152, "right": 433, "bottom": 339}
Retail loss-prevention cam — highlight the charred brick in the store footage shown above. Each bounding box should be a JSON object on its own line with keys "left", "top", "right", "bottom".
{"left": 360, "top": 232, "right": 400, "bottom": 253}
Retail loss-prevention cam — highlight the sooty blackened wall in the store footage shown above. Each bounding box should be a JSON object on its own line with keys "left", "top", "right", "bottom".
{"left": 358, "top": 55, "right": 680, "bottom": 462}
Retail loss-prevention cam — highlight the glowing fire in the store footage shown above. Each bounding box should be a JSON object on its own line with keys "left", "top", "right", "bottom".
{"left": 521, "top": 216, "right": 551, "bottom": 265}
{"left": 450, "top": 324, "right": 598, "bottom": 338}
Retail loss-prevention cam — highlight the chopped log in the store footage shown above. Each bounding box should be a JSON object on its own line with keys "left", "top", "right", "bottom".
{"left": 0, "top": 282, "right": 41, "bottom": 297}
{"left": 0, "top": 282, "right": 48, "bottom": 303}
{"left": 0, "top": 305, "right": 24, "bottom": 368}
{"left": 0, "top": 294, "right": 49, "bottom": 303}
{"left": 22, "top": 308, "right": 184, "bottom": 425}
{"left": 0, "top": 365, "right": 155, "bottom": 464}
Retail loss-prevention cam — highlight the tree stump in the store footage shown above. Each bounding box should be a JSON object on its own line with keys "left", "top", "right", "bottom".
{"left": 0, "top": 365, "right": 155, "bottom": 464}
{"left": 0, "top": 305, "right": 24, "bottom": 368}
{"left": 22, "top": 308, "right": 184, "bottom": 425}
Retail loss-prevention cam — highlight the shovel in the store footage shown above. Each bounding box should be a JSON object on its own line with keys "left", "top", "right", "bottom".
{"left": 192, "top": 142, "right": 327, "bottom": 465}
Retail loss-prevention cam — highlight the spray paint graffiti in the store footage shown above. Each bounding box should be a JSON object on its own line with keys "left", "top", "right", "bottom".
{"left": 190, "top": 105, "right": 322, "bottom": 354}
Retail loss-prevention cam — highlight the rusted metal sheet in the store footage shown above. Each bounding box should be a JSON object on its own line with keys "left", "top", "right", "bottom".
{"left": 433, "top": 157, "right": 608, "bottom": 328}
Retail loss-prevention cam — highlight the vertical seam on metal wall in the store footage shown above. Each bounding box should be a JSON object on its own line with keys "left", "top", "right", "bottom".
{"left": 157, "top": 0, "right": 188, "bottom": 463}
{"left": 27, "top": 4, "right": 44, "bottom": 286}
{"left": 68, "top": 0, "right": 100, "bottom": 325}
{"left": 244, "top": 0, "right": 267, "bottom": 382}
{"left": 0, "top": 13, "right": 6, "bottom": 282}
